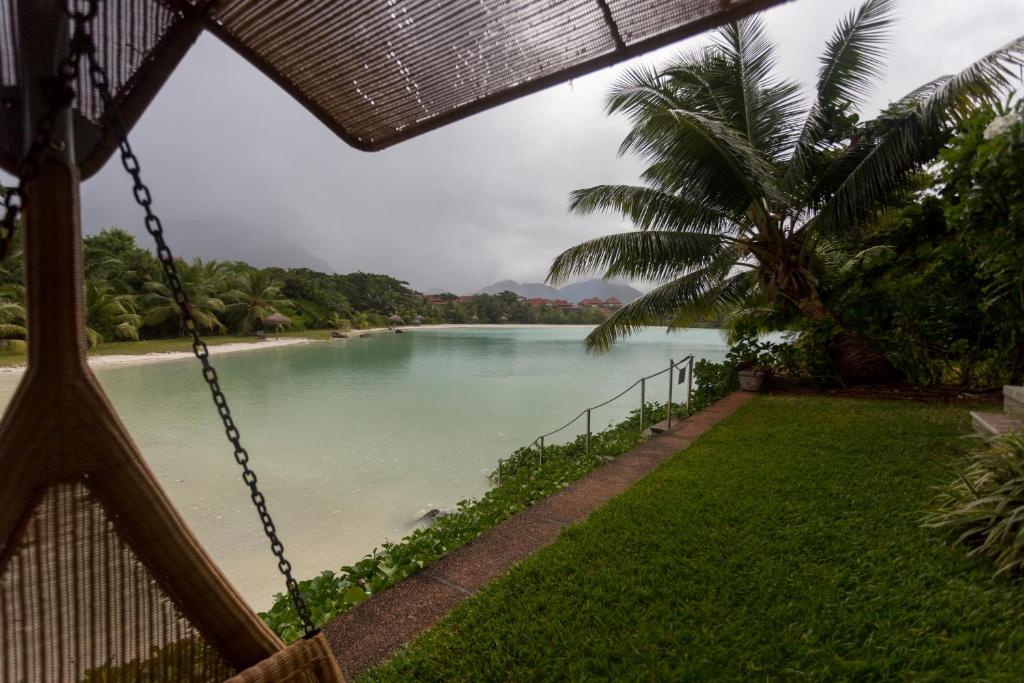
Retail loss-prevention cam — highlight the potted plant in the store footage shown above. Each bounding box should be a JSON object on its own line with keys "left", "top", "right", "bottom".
{"left": 727, "top": 335, "right": 777, "bottom": 392}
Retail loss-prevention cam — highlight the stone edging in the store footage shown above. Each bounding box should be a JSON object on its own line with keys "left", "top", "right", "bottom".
{"left": 323, "top": 391, "right": 756, "bottom": 679}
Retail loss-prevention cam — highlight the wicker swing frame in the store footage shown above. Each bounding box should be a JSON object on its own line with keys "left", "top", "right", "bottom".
{"left": 0, "top": 1, "right": 788, "bottom": 681}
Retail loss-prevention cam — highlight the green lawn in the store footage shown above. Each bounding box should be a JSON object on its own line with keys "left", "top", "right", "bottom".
{"left": 363, "top": 395, "right": 1024, "bottom": 681}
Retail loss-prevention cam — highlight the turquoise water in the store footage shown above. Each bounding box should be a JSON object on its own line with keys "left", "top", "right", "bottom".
{"left": 0, "top": 326, "right": 728, "bottom": 608}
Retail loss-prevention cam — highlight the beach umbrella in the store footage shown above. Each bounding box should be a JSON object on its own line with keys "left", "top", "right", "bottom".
{"left": 388, "top": 314, "right": 405, "bottom": 327}
{"left": 262, "top": 312, "right": 292, "bottom": 331}
{"left": 0, "top": 1, "right": 792, "bottom": 680}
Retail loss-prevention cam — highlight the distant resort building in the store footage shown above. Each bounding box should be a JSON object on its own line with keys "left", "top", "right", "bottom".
{"left": 552, "top": 299, "right": 581, "bottom": 313}
{"left": 577, "top": 296, "right": 623, "bottom": 310}
{"left": 527, "top": 297, "right": 551, "bottom": 307}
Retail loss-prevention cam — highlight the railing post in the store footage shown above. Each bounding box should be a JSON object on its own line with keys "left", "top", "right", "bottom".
{"left": 496, "top": 458, "right": 503, "bottom": 485}
{"left": 667, "top": 358, "right": 674, "bottom": 430}
{"left": 585, "top": 409, "right": 591, "bottom": 455}
{"left": 639, "top": 378, "right": 646, "bottom": 432}
{"left": 539, "top": 436, "right": 544, "bottom": 466}
{"left": 687, "top": 355, "right": 694, "bottom": 415}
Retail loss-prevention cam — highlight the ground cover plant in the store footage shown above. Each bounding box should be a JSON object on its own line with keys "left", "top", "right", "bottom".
{"left": 261, "top": 359, "right": 737, "bottom": 641}
{"left": 926, "top": 431, "right": 1024, "bottom": 575}
{"left": 362, "top": 396, "right": 1024, "bottom": 681}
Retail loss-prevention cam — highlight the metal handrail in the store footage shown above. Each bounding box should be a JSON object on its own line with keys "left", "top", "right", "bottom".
{"left": 497, "top": 354, "right": 696, "bottom": 482}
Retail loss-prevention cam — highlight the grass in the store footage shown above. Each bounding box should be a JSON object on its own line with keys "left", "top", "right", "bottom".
{"left": 363, "top": 395, "right": 1024, "bottom": 682}
{"left": 0, "top": 328, "right": 331, "bottom": 366}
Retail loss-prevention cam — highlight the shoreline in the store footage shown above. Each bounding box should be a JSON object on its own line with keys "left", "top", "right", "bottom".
{"left": 0, "top": 323, "right": 604, "bottom": 376}
{"left": 0, "top": 336, "right": 315, "bottom": 375}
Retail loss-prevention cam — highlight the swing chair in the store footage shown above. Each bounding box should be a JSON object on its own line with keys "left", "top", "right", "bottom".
{"left": 0, "top": 1, "right": 787, "bottom": 680}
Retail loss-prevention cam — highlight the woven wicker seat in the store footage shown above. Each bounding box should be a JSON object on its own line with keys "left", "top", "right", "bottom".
{"left": 0, "top": 1, "right": 783, "bottom": 681}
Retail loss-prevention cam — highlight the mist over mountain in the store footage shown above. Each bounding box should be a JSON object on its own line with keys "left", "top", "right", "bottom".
{"left": 478, "top": 279, "right": 643, "bottom": 303}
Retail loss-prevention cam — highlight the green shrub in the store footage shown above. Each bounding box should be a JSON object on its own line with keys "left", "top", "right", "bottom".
{"left": 924, "top": 431, "right": 1024, "bottom": 576}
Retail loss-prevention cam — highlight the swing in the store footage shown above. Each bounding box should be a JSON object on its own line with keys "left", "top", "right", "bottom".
{"left": 0, "top": 1, "right": 784, "bottom": 680}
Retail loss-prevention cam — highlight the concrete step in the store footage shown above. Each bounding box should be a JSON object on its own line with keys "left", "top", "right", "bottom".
{"left": 1004, "top": 385, "right": 1024, "bottom": 418}
{"left": 971, "top": 410, "right": 1024, "bottom": 438}
{"left": 647, "top": 416, "right": 682, "bottom": 434}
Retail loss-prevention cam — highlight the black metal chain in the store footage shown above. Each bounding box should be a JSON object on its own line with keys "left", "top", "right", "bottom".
{"left": 0, "top": 6, "right": 89, "bottom": 261}
{"left": 69, "top": 0, "right": 318, "bottom": 638}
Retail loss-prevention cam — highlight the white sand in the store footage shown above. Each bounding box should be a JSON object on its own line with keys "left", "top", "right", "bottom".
{"left": 0, "top": 336, "right": 314, "bottom": 375}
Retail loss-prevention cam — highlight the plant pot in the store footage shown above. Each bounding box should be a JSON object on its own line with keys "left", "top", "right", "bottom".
{"left": 738, "top": 369, "right": 766, "bottom": 392}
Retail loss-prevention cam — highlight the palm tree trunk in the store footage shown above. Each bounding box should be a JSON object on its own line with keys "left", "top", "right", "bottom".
{"left": 797, "top": 297, "right": 896, "bottom": 385}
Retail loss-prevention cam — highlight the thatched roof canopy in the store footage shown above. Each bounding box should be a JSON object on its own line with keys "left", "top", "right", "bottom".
{"left": 262, "top": 312, "right": 291, "bottom": 327}
{"left": 0, "top": 0, "right": 789, "bottom": 177}
{"left": 388, "top": 314, "right": 405, "bottom": 323}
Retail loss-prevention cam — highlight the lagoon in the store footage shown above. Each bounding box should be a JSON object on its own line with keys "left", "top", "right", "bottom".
{"left": 0, "top": 326, "right": 728, "bottom": 609}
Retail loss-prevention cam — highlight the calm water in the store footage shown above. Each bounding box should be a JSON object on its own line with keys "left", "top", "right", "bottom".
{"left": 0, "top": 326, "right": 728, "bottom": 609}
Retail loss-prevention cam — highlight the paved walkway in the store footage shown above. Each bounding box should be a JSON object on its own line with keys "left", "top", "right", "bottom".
{"left": 323, "top": 391, "right": 756, "bottom": 679}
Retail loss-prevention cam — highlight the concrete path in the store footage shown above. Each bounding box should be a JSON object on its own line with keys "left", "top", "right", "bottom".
{"left": 324, "top": 391, "right": 756, "bottom": 679}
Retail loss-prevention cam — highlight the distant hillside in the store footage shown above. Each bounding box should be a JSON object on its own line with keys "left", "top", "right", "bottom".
{"left": 478, "top": 279, "right": 643, "bottom": 303}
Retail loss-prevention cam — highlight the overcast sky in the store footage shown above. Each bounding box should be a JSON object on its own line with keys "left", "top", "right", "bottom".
{"left": 64, "top": 0, "right": 1024, "bottom": 292}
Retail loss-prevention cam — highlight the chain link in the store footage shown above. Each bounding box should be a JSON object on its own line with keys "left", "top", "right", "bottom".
{"left": 68, "top": 0, "right": 318, "bottom": 638}
{"left": 0, "top": 10, "right": 86, "bottom": 261}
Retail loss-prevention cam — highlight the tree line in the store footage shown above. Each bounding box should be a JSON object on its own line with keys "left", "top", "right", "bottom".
{"left": 0, "top": 226, "right": 610, "bottom": 348}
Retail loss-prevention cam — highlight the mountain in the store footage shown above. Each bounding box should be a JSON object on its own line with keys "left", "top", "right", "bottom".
{"left": 479, "top": 280, "right": 559, "bottom": 298}
{"left": 478, "top": 279, "right": 643, "bottom": 303}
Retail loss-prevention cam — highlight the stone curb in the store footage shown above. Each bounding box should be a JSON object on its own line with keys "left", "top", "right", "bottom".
{"left": 323, "top": 391, "right": 756, "bottom": 678}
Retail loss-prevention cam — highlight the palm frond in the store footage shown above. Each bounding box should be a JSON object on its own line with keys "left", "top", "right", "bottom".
{"left": 0, "top": 323, "right": 26, "bottom": 339}
{"left": 547, "top": 230, "right": 734, "bottom": 286}
{"left": 813, "top": 34, "right": 1024, "bottom": 236}
{"left": 817, "top": 0, "right": 896, "bottom": 106}
{"left": 621, "top": 106, "right": 779, "bottom": 214}
{"left": 711, "top": 18, "right": 803, "bottom": 158}
{"left": 568, "top": 184, "right": 735, "bottom": 234}
{"left": 784, "top": 0, "right": 897, "bottom": 190}
{"left": 582, "top": 253, "right": 742, "bottom": 352}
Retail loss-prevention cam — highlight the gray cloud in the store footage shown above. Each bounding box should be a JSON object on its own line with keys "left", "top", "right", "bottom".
{"left": 23, "top": 0, "right": 1024, "bottom": 292}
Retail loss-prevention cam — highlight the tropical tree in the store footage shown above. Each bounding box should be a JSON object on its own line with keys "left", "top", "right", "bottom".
{"left": 143, "top": 257, "right": 228, "bottom": 335}
{"left": 0, "top": 283, "right": 26, "bottom": 350}
{"left": 84, "top": 281, "right": 142, "bottom": 346}
{"left": 548, "top": 0, "right": 1024, "bottom": 383}
{"left": 225, "top": 270, "right": 292, "bottom": 334}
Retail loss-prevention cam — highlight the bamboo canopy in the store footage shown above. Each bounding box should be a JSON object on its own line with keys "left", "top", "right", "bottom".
{"left": 0, "top": 0, "right": 791, "bottom": 177}
{"left": 0, "top": 1, "right": 792, "bottom": 681}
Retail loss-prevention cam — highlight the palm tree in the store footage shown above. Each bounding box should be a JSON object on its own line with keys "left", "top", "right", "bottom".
{"left": 225, "top": 270, "right": 292, "bottom": 334}
{"left": 548, "top": 0, "right": 1024, "bottom": 383}
{"left": 0, "top": 283, "right": 26, "bottom": 351}
{"left": 84, "top": 281, "right": 142, "bottom": 346}
{"left": 142, "top": 257, "right": 228, "bottom": 336}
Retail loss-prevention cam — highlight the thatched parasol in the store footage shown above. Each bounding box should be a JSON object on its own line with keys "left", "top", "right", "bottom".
{"left": 262, "top": 312, "right": 291, "bottom": 333}
{"left": 499, "top": 315, "right": 510, "bottom": 323}
{"left": 387, "top": 314, "right": 405, "bottom": 329}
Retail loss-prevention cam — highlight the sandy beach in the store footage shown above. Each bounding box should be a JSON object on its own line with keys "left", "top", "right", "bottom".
{"left": 0, "top": 336, "right": 314, "bottom": 375}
